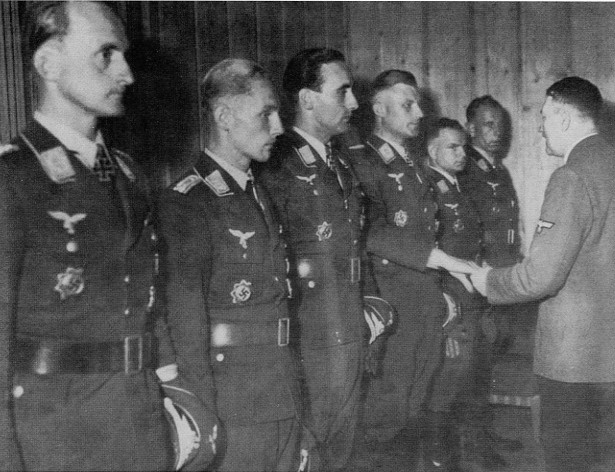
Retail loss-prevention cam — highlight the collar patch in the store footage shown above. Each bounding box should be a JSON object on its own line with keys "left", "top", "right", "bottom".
{"left": 296, "top": 145, "right": 317, "bottom": 167}
{"left": 173, "top": 174, "right": 202, "bottom": 194}
{"left": 204, "top": 170, "right": 233, "bottom": 196}
{"left": 378, "top": 143, "right": 396, "bottom": 164}
{"left": 436, "top": 180, "right": 450, "bottom": 194}
{"left": 536, "top": 219, "right": 555, "bottom": 234}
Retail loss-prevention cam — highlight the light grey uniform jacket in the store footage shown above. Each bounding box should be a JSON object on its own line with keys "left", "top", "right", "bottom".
{"left": 487, "top": 134, "right": 615, "bottom": 383}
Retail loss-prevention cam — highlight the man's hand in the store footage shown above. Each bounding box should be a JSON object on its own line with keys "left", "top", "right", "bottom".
{"left": 470, "top": 264, "right": 492, "bottom": 297}
{"left": 450, "top": 271, "right": 475, "bottom": 293}
{"left": 427, "top": 248, "right": 480, "bottom": 274}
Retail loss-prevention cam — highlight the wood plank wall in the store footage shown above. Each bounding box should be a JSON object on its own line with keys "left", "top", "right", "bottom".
{"left": 4, "top": 2, "right": 615, "bottom": 249}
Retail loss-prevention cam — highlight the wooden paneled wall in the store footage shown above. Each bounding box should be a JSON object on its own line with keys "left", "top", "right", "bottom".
{"left": 4, "top": 2, "right": 615, "bottom": 249}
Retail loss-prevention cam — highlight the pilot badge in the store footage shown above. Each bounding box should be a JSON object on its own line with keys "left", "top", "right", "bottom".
{"left": 394, "top": 210, "right": 408, "bottom": 228}
{"left": 55, "top": 267, "right": 85, "bottom": 300}
{"left": 231, "top": 280, "right": 252, "bottom": 304}
{"left": 316, "top": 222, "right": 333, "bottom": 241}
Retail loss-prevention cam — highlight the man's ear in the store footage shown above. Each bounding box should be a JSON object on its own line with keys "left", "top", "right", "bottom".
{"left": 213, "top": 102, "right": 232, "bottom": 132}
{"left": 298, "top": 88, "right": 313, "bottom": 111}
{"left": 427, "top": 141, "right": 437, "bottom": 163}
{"left": 372, "top": 100, "right": 385, "bottom": 118}
{"left": 560, "top": 107, "right": 572, "bottom": 132}
{"left": 33, "top": 41, "right": 63, "bottom": 81}
{"left": 466, "top": 121, "right": 476, "bottom": 139}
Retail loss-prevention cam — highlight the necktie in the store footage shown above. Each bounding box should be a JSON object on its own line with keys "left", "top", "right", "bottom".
{"left": 93, "top": 144, "right": 116, "bottom": 182}
{"left": 246, "top": 176, "right": 265, "bottom": 212}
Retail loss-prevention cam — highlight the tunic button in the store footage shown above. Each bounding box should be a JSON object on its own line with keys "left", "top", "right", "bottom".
{"left": 13, "top": 385, "right": 24, "bottom": 398}
{"left": 124, "top": 275, "right": 130, "bottom": 283}
{"left": 353, "top": 240, "right": 358, "bottom": 245}
{"left": 124, "top": 308, "right": 130, "bottom": 316}
{"left": 66, "top": 241, "right": 78, "bottom": 252}
{"left": 308, "top": 281, "right": 316, "bottom": 288}
{"left": 274, "top": 276, "right": 279, "bottom": 282}
{"left": 382, "top": 259, "right": 389, "bottom": 265}
{"left": 216, "top": 353, "right": 224, "bottom": 362}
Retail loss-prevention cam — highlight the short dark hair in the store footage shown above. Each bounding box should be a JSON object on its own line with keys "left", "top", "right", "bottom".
{"left": 200, "top": 58, "right": 271, "bottom": 136}
{"left": 546, "top": 77, "right": 603, "bottom": 122}
{"left": 370, "top": 69, "right": 418, "bottom": 104}
{"left": 23, "top": 1, "right": 70, "bottom": 63}
{"left": 282, "top": 48, "right": 346, "bottom": 101}
{"left": 465, "top": 95, "right": 504, "bottom": 123}
{"left": 424, "top": 117, "right": 466, "bottom": 146}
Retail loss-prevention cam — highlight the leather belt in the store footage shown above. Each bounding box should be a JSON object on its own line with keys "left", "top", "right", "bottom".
{"left": 297, "top": 256, "right": 361, "bottom": 283}
{"left": 211, "top": 318, "right": 290, "bottom": 348}
{"left": 14, "top": 334, "right": 154, "bottom": 375}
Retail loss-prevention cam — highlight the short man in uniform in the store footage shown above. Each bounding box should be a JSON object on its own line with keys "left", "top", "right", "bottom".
{"left": 423, "top": 118, "right": 502, "bottom": 471}
{"left": 348, "top": 71, "right": 476, "bottom": 465}
{"left": 460, "top": 95, "right": 521, "bottom": 354}
{"left": 0, "top": 2, "right": 173, "bottom": 470}
{"left": 472, "top": 77, "right": 615, "bottom": 472}
{"left": 259, "top": 48, "right": 363, "bottom": 471}
{"left": 157, "top": 58, "right": 304, "bottom": 472}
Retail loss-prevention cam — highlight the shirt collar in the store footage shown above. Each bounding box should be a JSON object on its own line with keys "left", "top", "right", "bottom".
{"left": 564, "top": 133, "right": 598, "bottom": 163}
{"left": 204, "top": 148, "right": 251, "bottom": 190}
{"left": 293, "top": 126, "right": 328, "bottom": 162}
{"left": 34, "top": 111, "right": 104, "bottom": 169}
{"left": 429, "top": 165, "right": 459, "bottom": 187}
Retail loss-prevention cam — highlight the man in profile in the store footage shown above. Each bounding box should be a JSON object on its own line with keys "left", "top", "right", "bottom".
{"left": 0, "top": 2, "right": 173, "bottom": 470}
{"left": 472, "top": 77, "right": 615, "bottom": 472}
{"left": 259, "top": 48, "right": 364, "bottom": 471}
{"left": 158, "top": 58, "right": 305, "bottom": 471}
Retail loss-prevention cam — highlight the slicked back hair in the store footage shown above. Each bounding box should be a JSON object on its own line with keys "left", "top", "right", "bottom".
{"left": 424, "top": 117, "right": 466, "bottom": 147}
{"left": 370, "top": 69, "right": 418, "bottom": 104}
{"left": 465, "top": 95, "right": 505, "bottom": 123}
{"left": 282, "top": 48, "right": 346, "bottom": 109}
{"left": 200, "top": 58, "right": 271, "bottom": 139}
{"left": 546, "top": 76, "right": 603, "bottom": 122}
{"left": 23, "top": 1, "right": 70, "bottom": 64}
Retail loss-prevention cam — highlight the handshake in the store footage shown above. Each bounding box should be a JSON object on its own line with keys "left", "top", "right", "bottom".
{"left": 426, "top": 247, "right": 491, "bottom": 296}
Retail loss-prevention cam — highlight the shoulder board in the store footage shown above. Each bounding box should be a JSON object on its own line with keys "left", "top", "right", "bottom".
{"left": 204, "top": 169, "right": 233, "bottom": 196}
{"left": 348, "top": 144, "right": 365, "bottom": 150}
{"left": 0, "top": 144, "right": 19, "bottom": 157}
{"left": 111, "top": 149, "right": 136, "bottom": 182}
{"left": 436, "top": 179, "right": 450, "bottom": 194}
{"left": 378, "top": 143, "right": 397, "bottom": 164}
{"left": 173, "top": 174, "right": 202, "bottom": 194}
{"left": 20, "top": 132, "right": 76, "bottom": 184}
{"left": 295, "top": 145, "right": 317, "bottom": 167}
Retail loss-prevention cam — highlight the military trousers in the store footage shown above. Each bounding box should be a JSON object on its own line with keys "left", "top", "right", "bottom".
{"left": 301, "top": 340, "right": 364, "bottom": 471}
{"left": 12, "top": 370, "right": 172, "bottom": 471}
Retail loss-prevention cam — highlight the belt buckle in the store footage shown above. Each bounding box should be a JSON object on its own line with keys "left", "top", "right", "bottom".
{"left": 278, "top": 318, "right": 290, "bottom": 347}
{"left": 350, "top": 257, "right": 361, "bottom": 283}
{"left": 124, "top": 335, "right": 143, "bottom": 374}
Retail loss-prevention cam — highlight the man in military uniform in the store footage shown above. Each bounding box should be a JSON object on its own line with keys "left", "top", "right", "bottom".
{"left": 0, "top": 2, "right": 173, "bottom": 470}
{"left": 348, "top": 72, "right": 477, "bottom": 469}
{"left": 157, "top": 58, "right": 305, "bottom": 472}
{"left": 258, "top": 48, "right": 364, "bottom": 471}
{"left": 460, "top": 95, "right": 521, "bottom": 354}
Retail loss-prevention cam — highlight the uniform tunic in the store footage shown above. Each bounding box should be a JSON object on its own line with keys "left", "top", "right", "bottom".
{"left": 259, "top": 129, "right": 364, "bottom": 470}
{"left": 424, "top": 166, "right": 487, "bottom": 412}
{"left": 349, "top": 135, "right": 445, "bottom": 434}
{"left": 0, "top": 121, "right": 171, "bottom": 471}
{"left": 158, "top": 151, "right": 301, "bottom": 471}
{"left": 459, "top": 145, "right": 520, "bottom": 267}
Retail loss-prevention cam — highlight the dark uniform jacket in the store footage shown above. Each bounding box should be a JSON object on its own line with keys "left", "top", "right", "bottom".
{"left": 157, "top": 152, "right": 300, "bottom": 425}
{"left": 459, "top": 145, "right": 520, "bottom": 267}
{"left": 425, "top": 165, "right": 485, "bottom": 311}
{"left": 349, "top": 134, "right": 446, "bottom": 418}
{"left": 259, "top": 130, "right": 364, "bottom": 348}
{"left": 0, "top": 120, "right": 169, "bottom": 470}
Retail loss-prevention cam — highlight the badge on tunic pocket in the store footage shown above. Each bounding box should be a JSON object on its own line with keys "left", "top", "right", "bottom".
{"left": 55, "top": 267, "right": 85, "bottom": 300}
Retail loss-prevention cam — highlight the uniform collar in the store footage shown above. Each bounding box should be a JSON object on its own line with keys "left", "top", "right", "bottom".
{"left": 564, "top": 133, "right": 598, "bottom": 163}
{"left": 293, "top": 126, "right": 328, "bottom": 163}
{"left": 471, "top": 145, "right": 495, "bottom": 166}
{"left": 204, "top": 148, "right": 251, "bottom": 190}
{"left": 34, "top": 111, "right": 104, "bottom": 169}
{"left": 429, "top": 165, "right": 459, "bottom": 188}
